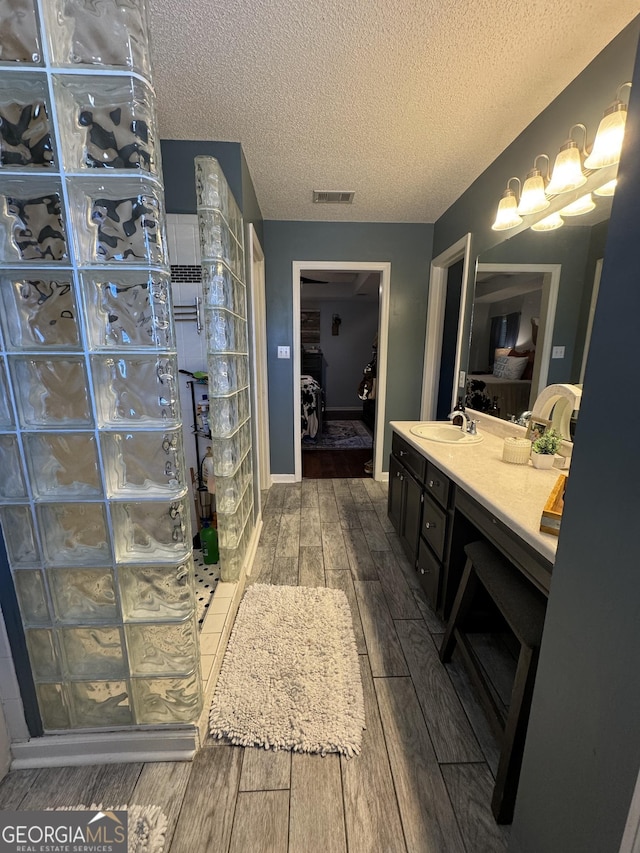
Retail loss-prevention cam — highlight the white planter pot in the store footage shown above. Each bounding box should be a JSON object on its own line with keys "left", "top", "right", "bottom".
{"left": 531, "top": 451, "right": 555, "bottom": 469}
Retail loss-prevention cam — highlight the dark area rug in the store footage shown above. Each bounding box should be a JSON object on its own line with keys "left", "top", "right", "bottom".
{"left": 303, "top": 419, "right": 373, "bottom": 450}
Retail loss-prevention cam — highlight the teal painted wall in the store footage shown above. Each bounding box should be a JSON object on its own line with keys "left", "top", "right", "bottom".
{"left": 160, "top": 140, "right": 243, "bottom": 213}
{"left": 509, "top": 37, "right": 640, "bottom": 852}
{"left": 262, "top": 221, "right": 433, "bottom": 474}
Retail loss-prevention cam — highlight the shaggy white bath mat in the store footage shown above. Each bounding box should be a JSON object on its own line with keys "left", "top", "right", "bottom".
{"left": 210, "top": 584, "right": 365, "bottom": 756}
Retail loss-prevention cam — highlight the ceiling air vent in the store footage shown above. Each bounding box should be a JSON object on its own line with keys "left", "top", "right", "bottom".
{"left": 312, "top": 190, "right": 355, "bottom": 204}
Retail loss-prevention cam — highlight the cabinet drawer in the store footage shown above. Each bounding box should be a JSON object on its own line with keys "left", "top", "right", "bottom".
{"left": 392, "top": 433, "right": 426, "bottom": 483}
{"left": 422, "top": 494, "right": 447, "bottom": 559}
{"left": 425, "top": 461, "right": 450, "bottom": 509}
{"left": 417, "top": 538, "right": 441, "bottom": 610}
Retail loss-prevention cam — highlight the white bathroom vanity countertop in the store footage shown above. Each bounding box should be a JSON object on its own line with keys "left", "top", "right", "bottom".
{"left": 390, "top": 418, "right": 563, "bottom": 565}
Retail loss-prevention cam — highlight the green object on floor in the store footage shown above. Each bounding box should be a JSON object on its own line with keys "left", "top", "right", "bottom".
{"left": 201, "top": 522, "right": 219, "bottom": 564}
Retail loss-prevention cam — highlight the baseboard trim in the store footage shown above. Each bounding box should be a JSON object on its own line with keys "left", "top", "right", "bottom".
{"left": 270, "top": 474, "right": 296, "bottom": 483}
{"left": 11, "top": 728, "right": 198, "bottom": 769}
{"left": 379, "top": 471, "right": 389, "bottom": 483}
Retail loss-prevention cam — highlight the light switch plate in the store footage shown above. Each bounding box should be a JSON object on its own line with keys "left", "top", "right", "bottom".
{"left": 552, "top": 346, "right": 565, "bottom": 359}
{"left": 459, "top": 370, "right": 466, "bottom": 387}
{"left": 277, "top": 346, "right": 290, "bottom": 359}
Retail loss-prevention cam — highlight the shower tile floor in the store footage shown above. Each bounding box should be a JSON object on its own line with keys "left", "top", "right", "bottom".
{"left": 193, "top": 549, "right": 219, "bottom": 628}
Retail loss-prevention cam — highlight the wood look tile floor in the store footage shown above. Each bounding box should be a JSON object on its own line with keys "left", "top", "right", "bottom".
{"left": 0, "top": 479, "right": 510, "bottom": 853}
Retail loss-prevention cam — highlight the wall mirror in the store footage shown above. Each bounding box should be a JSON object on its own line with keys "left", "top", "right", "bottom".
{"left": 462, "top": 195, "right": 612, "bottom": 433}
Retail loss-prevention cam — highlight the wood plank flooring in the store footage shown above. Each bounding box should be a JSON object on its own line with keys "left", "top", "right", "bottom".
{"left": 0, "top": 478, "right": 510, "bottom": 853}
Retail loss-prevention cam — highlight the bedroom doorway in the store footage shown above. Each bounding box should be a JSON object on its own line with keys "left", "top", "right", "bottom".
{"left": 292, "top": 261, "right": 391, "bottom": 481}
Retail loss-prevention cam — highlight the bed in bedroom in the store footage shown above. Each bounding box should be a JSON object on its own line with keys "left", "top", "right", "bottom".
{"left": 466, "top": 348, "right": 535, "bottom": 419}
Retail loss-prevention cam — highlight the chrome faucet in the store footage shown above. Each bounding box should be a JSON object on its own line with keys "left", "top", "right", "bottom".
{"left": 447, "top": 407, "right": 478, "bottom": 434}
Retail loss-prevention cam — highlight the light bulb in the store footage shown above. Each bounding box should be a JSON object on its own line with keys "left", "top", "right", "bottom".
{"left": 584, "top": 104, "right": 627, "bottom": 169}
{"left": 491, "top": 190, "right": 522, "bottom": 231}
{"left": 546, "top": 142, "right": 586, "bottom": 195}
{"left": 594, "top": 179, "right": 617, "bottom": 197}
{"left": 531, "top": 212, "right": 564, "bottom": 232}
{"left": 559, "top": 193, "right": 595, "bottom": 216}
{"left": 518, "top": 171, "right": 550, "bottom": 216}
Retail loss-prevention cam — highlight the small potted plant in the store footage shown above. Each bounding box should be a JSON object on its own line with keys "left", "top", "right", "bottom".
{"left": 531, "top": 428, "right": 562, "bottom": 469}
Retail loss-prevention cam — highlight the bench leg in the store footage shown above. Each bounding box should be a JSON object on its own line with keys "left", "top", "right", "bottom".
{"left": 439, "top": 556, "right": 479, "bottom": 663}
{"left": 491, "top": 644, "right": 540, "bottom": 823}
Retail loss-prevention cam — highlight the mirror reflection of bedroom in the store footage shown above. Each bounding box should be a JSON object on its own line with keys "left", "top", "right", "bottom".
{"left": 300, "top": 270, "right": 380, "bottom": 478}
{"left": 466, "top": 270, "right": 542, "bottom": 420}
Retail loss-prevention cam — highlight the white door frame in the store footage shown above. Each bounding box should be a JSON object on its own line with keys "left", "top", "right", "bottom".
{"left": 473, "top": 262, "right": 561, "bottom": 404}
{"left": 579, "top": 257, "right": 603, "bottom": 384}
{"left": 292, "top": 260, "right": 391, "bottom": 482}
{"left": 247, "top": 224, "right": 271, "bottom": 490}
{"left": 420, "top": 234, "right": 473, "bottom": 420}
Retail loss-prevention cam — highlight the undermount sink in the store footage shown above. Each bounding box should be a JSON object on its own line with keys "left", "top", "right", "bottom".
{"left": 410, "top": 422, "right": 484, "bottom": 444}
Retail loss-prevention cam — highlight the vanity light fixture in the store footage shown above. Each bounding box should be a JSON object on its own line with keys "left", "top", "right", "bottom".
{"left": 531, "top": 211, "right": 564, "bottom": 232}
{"left": 545, "top": 124, "right": 588, "bottom": 195}
{"left": 584, "top": 82, "right": 632, "bottom": 169}
{"left": 594, "top": 178, "right": 617, "bottom": 197}
{"left": 517, "top": 154, "right": 551, "bottom": 216}
{"left": 559, "top": 192, "right": 596, "bottom": 216}
{"left": 491, "top": 177, "right": 522, "bottom": 231}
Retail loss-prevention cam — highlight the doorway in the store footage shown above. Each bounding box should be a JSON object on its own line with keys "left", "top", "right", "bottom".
{"left": 292, "top": 261, "right": 391, "bottom": 481}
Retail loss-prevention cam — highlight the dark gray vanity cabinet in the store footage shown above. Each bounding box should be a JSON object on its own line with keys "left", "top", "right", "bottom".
{"left": 417, "top": 461, "right": 453, "bottom": 611}
{"left": 388, "top": 434, "right": 426, "bottom": 562}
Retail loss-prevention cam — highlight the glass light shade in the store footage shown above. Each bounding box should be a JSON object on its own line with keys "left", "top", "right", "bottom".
{"left": 545, "top": 143, "right": 586, "bottom": 195}
{"left": 559, "top": 193, "right": 595, "bottom": 216}
{"left": 517, "top": 172, "right": 550, "bottom": 216}
{"left": 491, "top": 190, "right": 522, "bottom": 231}
{"left": 594, "top": 179, "right": 617, "bottom": 197}
{"left": 584, "top": 105, "right": 627, "bottom": 169}
{"left": 531, "top": 212, "right": 564, "bottom": 232}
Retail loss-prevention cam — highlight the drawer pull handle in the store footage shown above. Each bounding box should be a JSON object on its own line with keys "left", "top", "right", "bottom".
{"left": 429, "top": 479, "right": 440, "bottom": 488}
{"left": 420, "top": 568, "right": 425, "bottom": 575}
{"left": 399, "top": 450, "right": 406, "bottom": 457}
{"left": 425, "top": 521, "right": 436, "bottom": 529}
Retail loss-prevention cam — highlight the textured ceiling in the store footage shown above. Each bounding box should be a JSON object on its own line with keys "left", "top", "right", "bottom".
{"left": 148, "top": 0, "right": 639, "bottom": 223}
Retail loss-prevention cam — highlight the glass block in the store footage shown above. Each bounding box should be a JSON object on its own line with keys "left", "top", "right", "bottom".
{"left": 131, "top": 672, "right": 202, "bottom": 724}
{"left": 50, "top": 567, "right": 117, "bottom": 624}
{"left": 62, "top": 626, "right": 125, "bottom": 679}
{"left": 0, "top": 0, "right": 42, "bottom": 64}
{"left": 38, "top": 502, "right": 110, "bottom": 566}
{"left": 81, "top": 271, "right": 173, "bottom": 350}
{"left": 91, "top": 354, "right": 179, "bottom": 427}
{"left": 25, "top": 432, "right": 102, "bottom": 498}
{"left": 215, "top": 452, "right": 252, "bottom": 514}
{"left": 111, "top": 498, "right": 190, "bottom": 563}
{"left": 0, "top": 505, "right": 39, "bottom": 566}
{"left": 0, "top": 73, "right": 53, "bottom": 167}
{"left": 202, "top": 261, "right": 245, "bottom": 316}
{"left": 42, "top": 0, "right": 152, "bottom": 80}
{"left": 0, "top": 272, "right": 79, "bottom": 349}
{"left": 207, "top": 352, "right": 249, "bottom": 397}
{"left": 70, "top": 680, "right": 132, "bottom": 727}
{"left": 211, "top": 421, "right": 251, "bottom": 478}
{"left": 0, "top": 434, "right": 27, "bottom": 500}
{"left": 208, "top": 387, "right": 250, "bottom": 438}
{"left": 194, "top": 156, "right": 229, "bottom": 215}
{"left": 0, "top": 179, "right": 68, "bottom": 262}
{"left": 118, "top": 560, "right": 195, "bottom": 621}
{"left": 0, "top": 360, "right": 13, "bottom": 427}
{"left": 67, "top": 177, "right": 166, "bottom": 266}
{"left": 10, "top": 356, "right": 92, "bottom": 427}
{"left": 14, "top": 569, "right": 50, "bottom": 626}
{"left": 101, "top": 428, "right": 185, "bottom": 497}
{"left": 204, "top": 309, "right": 247, "bottom": 356}
{"left": 53, "top": 73, "right": 159, "bottom": 175}
{"left": 218, "top": 484, "right": 253, "bottom": 550}
{"left": 126, "top": 617, "right": 198, "bottom": 676}
{"left": 37, "top": 682, "right": 71, "bottom": 729}
{"left": 26, "top": 628, "right": 61, "bottom": 679}
{"left": 198, "top": 209, "right": 232, "bottom": 266}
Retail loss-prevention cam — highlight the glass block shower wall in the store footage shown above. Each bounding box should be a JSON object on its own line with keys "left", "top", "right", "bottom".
{"left": 0, "top": 0, "right": 202, "bottom": 730}
{"left": 195, "top": 156, "right": 254, "bottom": 582}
